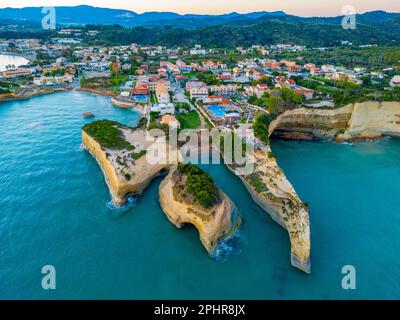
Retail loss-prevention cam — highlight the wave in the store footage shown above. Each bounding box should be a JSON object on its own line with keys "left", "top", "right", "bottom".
{"left": 341, "top": 141, "right": 354, "bottom": 146}
{"left": 106, "top": 196, "right": 137, "bottom": 219}
{"left": 26, "top": 121, "right": 43, "bottom": 129}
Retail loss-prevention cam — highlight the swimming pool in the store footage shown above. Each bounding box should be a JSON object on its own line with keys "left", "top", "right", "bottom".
{"left": 132, "top": 95, "right": 149, "bottom": 102}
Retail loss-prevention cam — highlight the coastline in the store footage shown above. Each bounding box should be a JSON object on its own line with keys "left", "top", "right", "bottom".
{"left": 0, "top": 87, "right": 72, "bottom": 103}
{"left": 82, "top": 129, "right": 171, "bottom": 205}
{"left": 80, "top": 100, "right": 400, "bottom": 273}
{"left": 75, "top": 87, "right": 117, "bottom": 97}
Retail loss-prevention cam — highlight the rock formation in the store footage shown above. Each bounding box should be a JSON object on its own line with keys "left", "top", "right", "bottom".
{"left": 82, "top": 122, "right": 172, "bottom": 205}
{"left": 159, "top": 164, "right": 241, "bottom": 253}
{"left": 269, "top": 101, "right": 400, "bottom": 142}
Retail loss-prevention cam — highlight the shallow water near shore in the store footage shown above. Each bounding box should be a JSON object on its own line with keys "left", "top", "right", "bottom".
{"left": 1, "top": 91, "right": 400, "bottom": 299}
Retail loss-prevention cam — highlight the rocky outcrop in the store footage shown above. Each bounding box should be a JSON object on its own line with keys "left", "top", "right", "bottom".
{"left": 159, "top": 165, "right": 241, "bottom": 253}
{"left": 269, "top": 104, "right": 353, "bottom": 140}
{"left": 83, "top": 121, "right": 309, "bottom": 271}
{"left": 269, "top": 101, "right": 400, "bottom": 141}
{"left": 82, "top": 126, "right": 172, "bottom": 205}
{"left": 342, "top": 101, "right": 400, "bottom": 140}
{"left": 83, "top": 122, "right": 241, "bottom": 254}
{"left": 227, "top": 147, "right": 311, "bottom": 273}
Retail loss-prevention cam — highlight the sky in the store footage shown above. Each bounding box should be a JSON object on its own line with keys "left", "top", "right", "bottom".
{"left": 0, "top": 0, "right": 399, "bottom": 17}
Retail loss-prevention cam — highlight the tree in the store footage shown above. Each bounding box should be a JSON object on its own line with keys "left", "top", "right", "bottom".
{"left": 280, "top": 87, "right": 303, "bottom": 107}
{"left": 360, "top": 76, "right": 372, "bottom": 86}
{"left": 253, "top": 113, "right": 274, "bottom": 144}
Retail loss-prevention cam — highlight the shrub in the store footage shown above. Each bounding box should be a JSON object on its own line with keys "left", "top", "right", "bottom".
{"left": 177, "top": 163, "right": 220, "bottom": 209}
{"left": 253, "top": 113, "right": 274, "bottom": 144}
{"left": 83, "top": 120, "right": 134, "bottom": 150}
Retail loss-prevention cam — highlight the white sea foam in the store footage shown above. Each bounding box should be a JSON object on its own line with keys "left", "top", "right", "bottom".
{"left": 210, "top": 226, "right": 244, "bottom": 263}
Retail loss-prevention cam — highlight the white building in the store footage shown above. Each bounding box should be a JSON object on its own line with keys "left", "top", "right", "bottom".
{"left": 208, "top": 84, "right": 238, "bottom": 96}
{"left": 189, "top": 87, "right": 209, "bottom": 100}
{"left": 190, "top": 49, "right": 206, "bottom": 55}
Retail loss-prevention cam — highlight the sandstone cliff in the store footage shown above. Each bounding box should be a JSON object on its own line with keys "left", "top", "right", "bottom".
{"left": 159, "top": 165, "right": 241, "bottom": 253}
{"left": 82, "top": 126, "right": 172, "bottom": 205}
{"left": 269, "top": 101, "right": 400, "bottom": 141}
{"left": 227, "top": 147, "right": 311, "bottom": 273}
{"left": 269, "top": 104, "right": 353, "bottom": 140}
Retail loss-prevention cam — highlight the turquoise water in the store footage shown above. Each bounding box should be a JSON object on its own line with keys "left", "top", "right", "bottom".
{"left": 1, "top": 91, "right": 400, "bottom": 299}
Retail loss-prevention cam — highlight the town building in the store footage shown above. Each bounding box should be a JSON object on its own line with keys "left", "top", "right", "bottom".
{"left": 0, "top": 68, "right": 33, "bottom": 79}
{"left": 155, "top": 83, "right": 170, "bottom": 104}
{"left": 151, "top": 103, "right": 175, "bottom": 115}
{"left": 189, "top": 87, "right": 209, "bottom": 100}
{"left": 208, "top": 84, "right": 238, "bottom": 96}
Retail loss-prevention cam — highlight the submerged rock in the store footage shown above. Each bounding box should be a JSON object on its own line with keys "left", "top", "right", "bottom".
{"left": 83, "top": 112, "right": 95, "bottom": 118}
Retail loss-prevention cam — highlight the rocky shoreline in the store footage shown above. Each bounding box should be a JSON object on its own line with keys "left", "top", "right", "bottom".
{"left": 82, "top": 128, "right": 171, "bottom": 205}
{"left": 82, "top": 123, "right": 240, "bottom": 254}
{"left": 82, "top": 119, "right": 312, "bottom": 272}
{"left": 82, "top": 101, "right": 400, "bottom": 273}
{"left": 224, "top": 147, "right": 311, "bottom": 273}
{"left": 75, "top": 87, "right": 117, "bottom": 97}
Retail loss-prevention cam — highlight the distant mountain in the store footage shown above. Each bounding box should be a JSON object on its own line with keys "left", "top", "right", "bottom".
{"left": 0, "top": 6, "right": 399, "bottom": 48}
{"left": 0, "top": 5, "right": 288, "bottom": 27}
{"left": 0, "top": 5, "right": 399, "bottom": 29}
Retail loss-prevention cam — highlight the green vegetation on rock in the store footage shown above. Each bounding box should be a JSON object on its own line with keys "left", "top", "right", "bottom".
{"left": 253, "top": 113, "right": 274, "bottom": 145}
{"left": 177, "top": 163, "right": 220, "bottom": 209}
